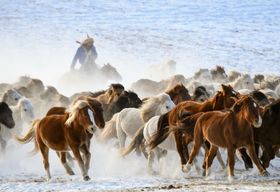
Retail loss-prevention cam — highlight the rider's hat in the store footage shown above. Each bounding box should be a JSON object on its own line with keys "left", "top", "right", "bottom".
{"left": 81, "top": 34, "right": 94, "bottom": 46}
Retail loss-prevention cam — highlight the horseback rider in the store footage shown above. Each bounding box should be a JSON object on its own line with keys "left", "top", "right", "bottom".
{"left": 71, "top": 35, "right": 98, "bottom": 74}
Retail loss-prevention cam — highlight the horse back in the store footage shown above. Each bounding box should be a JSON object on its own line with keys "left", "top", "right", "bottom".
{"left": 37, "top": 115, "right": 70, "bottom": 151}
{"left": 196, "top": 111, "right": 232, "bottom": 148}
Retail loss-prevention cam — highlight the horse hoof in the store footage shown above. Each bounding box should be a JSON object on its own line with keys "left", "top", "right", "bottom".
{"left": 262, "top": 171, "right": 270, "bottom": 177}
{"left": 83, "top": 175, "right": 91, "bottom": 181}
{"left": 68, "top": 171, "right": 75, "bottom": 176}
{"left": 182, "top": 163, "right": 192, "bottom": 173}
{"left": 227, "top": 175, "right": 235, "bottom": 182}
{"left": 202, "top": 169, "right": 206, "bottom": 177}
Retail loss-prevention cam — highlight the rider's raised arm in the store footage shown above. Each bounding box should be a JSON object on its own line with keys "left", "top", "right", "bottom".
{"left": 71, "top": 47, "right": 82, "bottom": 70}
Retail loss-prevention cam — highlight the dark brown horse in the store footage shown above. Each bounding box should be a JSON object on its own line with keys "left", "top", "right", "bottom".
{"left": 148, "top": 84, "right": 240, "bottom": 169}
{"left": 254, "top": 99, "right": 280, "bottom": 168}
{"left": 69, "top": 83, "right": 125, "bottom": 105}
{"left": 0, "top": 102, "right": 15, "bottom": 150}
{"left": 165, "top": 84, "right": 191, "bottom": 104}
{"left": 17, "top": 99, "right": 105, "bottom": 181}
{"left": 185, "top": 96, "right": 268, "bottom": 180}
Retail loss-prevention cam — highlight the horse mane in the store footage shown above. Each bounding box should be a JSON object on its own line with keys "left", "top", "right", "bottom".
{"left": 90, "top": 90, "right": 106, "bottom": 97}
{"left": 65, "top": 100, "right": 89, "bottom": 127}
{"left": 140, "top": 93, "right": 170, "bottom": 122}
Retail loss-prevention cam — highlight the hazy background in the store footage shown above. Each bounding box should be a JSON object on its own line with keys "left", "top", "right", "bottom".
{"left": 1, "top": 0, "right": 279, "bottom": 95}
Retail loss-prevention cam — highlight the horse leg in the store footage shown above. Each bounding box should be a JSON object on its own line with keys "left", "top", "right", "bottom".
{"left": 227, "top": 146, "right": 236, "bottom": 181}
{"left": 58, "top": 152, "right": 75, "bottom": 175}
{"left": 38, "top": 143, "right": 51, "bottom": 180}
{"left": 216, "top": 149, "right": 226, "bottom": 169}
{"left": 116, "top": 124, "right": 126, "bottom": 152}
{"left": 147, "top": 149, "right": 156, "bottom": 175}
{"left": 183, "top": 138, "right": 203, "bottom": 173}
{"left": 80, "top": 144, "right": 91, "bottom": 174}
{"left": 0, "top": 135, "right": 7, "bottom": 153}
{"left": 70, "top": 146, "right": 90, "bottom": 181}
{"left": 174, "top": 132, "right": 188, "bottom": 171}
{"left": 247, "top": 144, "right": 269, "bottom": 176}
{"left": 239, "top": 148, "right": 253, "bottom": 170}
{"left": 205, "top": 145, "right": 218, "bottom": 177}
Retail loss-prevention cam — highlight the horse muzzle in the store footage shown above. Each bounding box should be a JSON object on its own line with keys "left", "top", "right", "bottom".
{"left": 87, "top": 125, "right": 97, "bottom": 134}
{"left": 253, "top": 116, "right": 262, "bottom": 128}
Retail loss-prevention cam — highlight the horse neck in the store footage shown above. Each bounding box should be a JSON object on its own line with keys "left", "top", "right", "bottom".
{"left": 200, "top": 100, "right": 216, "bottom": 112}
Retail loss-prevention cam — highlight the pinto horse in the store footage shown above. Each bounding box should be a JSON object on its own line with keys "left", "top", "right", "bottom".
{"left": 148, "top": 84, "right": 240, "bottom": 171}
{"left": 184, "top": 96, "right": 268, "bottom": 180}
{"left": 17, "top": 99, "right": 105, "bottom": 181}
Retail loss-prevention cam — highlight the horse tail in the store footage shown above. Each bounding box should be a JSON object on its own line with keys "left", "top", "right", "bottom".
{"left": 148, "top": 113, "right": 170, "bottom": 150}
{"left": 99, "top": 120, "right": 117, "bottom": 141}
{"left": 122, "top": 125, "right": 145, "bottom": 157}
{"left": 15, "top": 119, "right": 40, "bottom": 155}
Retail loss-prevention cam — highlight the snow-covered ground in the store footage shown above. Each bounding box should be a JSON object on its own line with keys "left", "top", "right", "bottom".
{"left": 0, "top": 0, "right": 280, "bottom": 191}
{"left": 1, "top": 139, "right": 280, "bottom": 192}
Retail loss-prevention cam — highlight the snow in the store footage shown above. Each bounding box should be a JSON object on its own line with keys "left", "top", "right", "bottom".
{"left": 0, "top": 0, "right": 280, "bottom": 191}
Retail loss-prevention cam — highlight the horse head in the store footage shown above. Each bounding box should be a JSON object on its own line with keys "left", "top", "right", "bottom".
{"left": 125, "top": 91, "right": 142, "bottom": 108}
{"left": 158, "top": 93, "right": 176, "bottom": 114}
{"left": 232, "top": 96, "right": 262, "bottom": 128}
{"left": 101, "top": 63, "right": 122, "bottom": 82}
{"left": 221, "top": 84, "right": 240, "bottom": 108}
{"left": 107, "top": 83, "right": 125, "bottom": 103}
{"left": 66, "top": 99, "right": 105, "bottom": 134}
{"left": 18, "top": 98, "right": 35, "bottom": 123}
{"left": 166, "top": 84, "right": 191, "bottom": 104}
{"left": 2, "top": 89, "right": 22, "bottom": 106}
{"left": 193, "top": 86, "right": 210, "bottom": 102}
{"left": 0, "top": 102, "right": 15, "bottom": 128}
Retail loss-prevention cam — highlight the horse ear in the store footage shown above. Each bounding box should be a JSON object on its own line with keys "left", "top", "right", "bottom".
{"left": 87, "top": 34, "right": 90, "bottom": 38}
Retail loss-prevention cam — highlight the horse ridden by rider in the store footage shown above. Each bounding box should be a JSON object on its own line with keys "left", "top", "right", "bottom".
{"left": 71, "top": 35, "right": 98, "bottom": 74}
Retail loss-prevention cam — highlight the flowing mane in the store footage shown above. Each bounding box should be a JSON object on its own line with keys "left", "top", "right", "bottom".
{"left": 140, "top": 93, "right": 171, "bottom": 122}
{"left": 65, "top": 100, "right": 89, "bottom": 126}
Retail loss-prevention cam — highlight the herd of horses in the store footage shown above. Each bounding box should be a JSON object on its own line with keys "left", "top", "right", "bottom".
{"left": 1, "top": 65, "right": 280, "bottom": 182}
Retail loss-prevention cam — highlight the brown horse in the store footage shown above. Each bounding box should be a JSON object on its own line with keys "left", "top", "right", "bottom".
{"left": 165, "top": 84, "right": 191, "bottom": 104}
{"left": 70, "top": 83, "right": 125, "bottom": 104}
{"left": 16, "top": 99, "right": 105, "bottom": 181}
{"left": 185, "top": 96, "right": 268, "bottom": 180}
{"left": 254, "top": 99, "right": 280, "bottom": 168}
{"left": 148, "top": 84, "right": 240, "bottom": 169}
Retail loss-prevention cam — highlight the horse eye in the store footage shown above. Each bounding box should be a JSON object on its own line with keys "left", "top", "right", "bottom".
{"left": 166, "top": 106, "right": 169, "bottom": 109}
{"left": 24, "top": 109, "right": 27, "bottom": 112}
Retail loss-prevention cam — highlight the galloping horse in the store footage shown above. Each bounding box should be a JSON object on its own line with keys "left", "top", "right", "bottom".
{"left": 116, "top": 93, "right": 175, "bottom": 152}
{"left": 16, "top": 99, "right": 105, "bottom": 181}
{"left": 147, "top": 84, "right": 240, "bottom": 171}
{"left": 184, "top": 96, "right": 268, "bottom": 180}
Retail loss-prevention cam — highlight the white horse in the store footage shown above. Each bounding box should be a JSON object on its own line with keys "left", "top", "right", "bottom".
{"left": 116, "top": 93, "right": 175, "bottom": 152}
{"left": 0, "top": 97, "right": 35, "bottom": 151}
{"left": 1, "top": 89, "right": 23, "bottom": 106}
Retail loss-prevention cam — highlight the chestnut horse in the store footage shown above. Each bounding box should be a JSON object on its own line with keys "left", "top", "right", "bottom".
{"left": 185, "top": 96, "right": 268, "bottom": 181}
{"left": 148, "top": 84, "right": 240, "bottom": 171}
{"left": 16, "top": 99, "right": 105, "bottom": 181}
